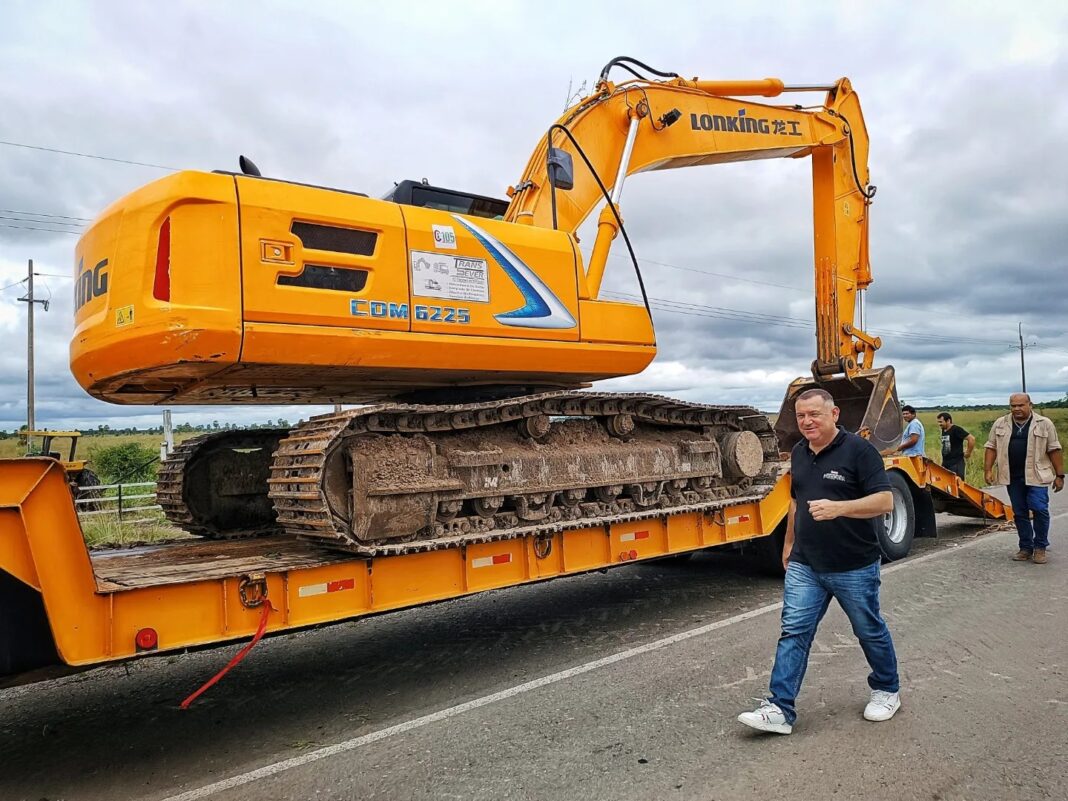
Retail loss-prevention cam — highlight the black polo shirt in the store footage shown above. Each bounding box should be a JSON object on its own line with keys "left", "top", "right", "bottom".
{"left": 790, "top": 427, "right": 892, "bottom": 573}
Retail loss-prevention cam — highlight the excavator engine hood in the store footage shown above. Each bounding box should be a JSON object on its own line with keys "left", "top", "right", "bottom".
{"left": 774, "top": 366, "right": 903, "bottom": 453}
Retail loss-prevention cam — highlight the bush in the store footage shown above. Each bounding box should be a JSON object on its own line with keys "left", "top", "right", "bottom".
{"left": 90, "top": 442, "right": 160, "bottom": 484}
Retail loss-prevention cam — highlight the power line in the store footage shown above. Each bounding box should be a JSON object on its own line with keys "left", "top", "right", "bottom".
{"left": 609, "top": 251, "right": 991, "bottom": 320}
{"left": 608, "top": 252, "right": 805, "bottom": 292}
{"left": 604, "top": 289, "right": 1019, "bottom": 347}
{"left": 0, "top": 213, "right": 84, "bottom": 229}
{"left": 0, "top": 222, "right": 81, "bottom": 235}
{"left": 0, "top": 277, "right": 28, "bottom": 291}
{"left": 0, "top": 208, "right": 91, "bottom": 222}
{"left": 0, "top": 139, "right": 177, "bottom": 170}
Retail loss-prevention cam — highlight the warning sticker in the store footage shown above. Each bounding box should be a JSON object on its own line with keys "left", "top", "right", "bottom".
{"left": 115, "top": 305, "right": 135, "bottom": 327}
{"left": 410, "top": 251, "right": 489, "bottom": 302}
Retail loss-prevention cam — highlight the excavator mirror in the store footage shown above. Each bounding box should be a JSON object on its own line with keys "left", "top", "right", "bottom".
{"left": 239, "top": 155, "right": 262, "bottom": 177}
{"left": 774, "top": 365, "right": 903, "bottom": 454}
{"left": 547, "top": 148, "right": 574, "bottom": 191}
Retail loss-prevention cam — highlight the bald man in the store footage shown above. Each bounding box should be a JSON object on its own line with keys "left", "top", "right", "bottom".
{"left": 984, "top": 393, "right": 1064, "bottom": 564}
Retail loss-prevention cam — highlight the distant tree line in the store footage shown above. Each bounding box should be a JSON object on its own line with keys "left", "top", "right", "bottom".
{"left": 914, "top": 393, "right": 1068, "bottom": 412}
{"left": 0, "top": 419, "right": 293, "bottom": 438}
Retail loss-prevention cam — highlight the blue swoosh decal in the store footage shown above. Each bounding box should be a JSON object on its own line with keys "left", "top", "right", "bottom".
{"left": 451, "top": 215, "right": 576, "bottom": 330}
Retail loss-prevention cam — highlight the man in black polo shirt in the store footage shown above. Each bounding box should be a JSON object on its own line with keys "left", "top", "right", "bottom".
{"left": 738, "top": 388, "right": 900, "bottom": 735}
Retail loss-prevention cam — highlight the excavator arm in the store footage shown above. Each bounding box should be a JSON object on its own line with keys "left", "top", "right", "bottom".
{"left": 506, "top": 62, "right": 900, "bottom": 449}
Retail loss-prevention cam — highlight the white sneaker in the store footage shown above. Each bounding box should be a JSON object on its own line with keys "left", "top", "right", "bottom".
{"left": 737, "top": 700, "right": 793, "bottom": 734}
{"left": 863, "top": 690, "right": 901, "bottom": 722}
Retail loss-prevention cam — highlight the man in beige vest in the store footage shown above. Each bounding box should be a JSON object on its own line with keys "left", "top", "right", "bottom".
{"left": 984, "top": 394, "right": 1064, "bottom": 563}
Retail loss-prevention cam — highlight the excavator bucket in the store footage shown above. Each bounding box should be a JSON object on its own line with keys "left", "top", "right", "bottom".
{"left": 774, "top": 366, "right": 903, "bottom": 454}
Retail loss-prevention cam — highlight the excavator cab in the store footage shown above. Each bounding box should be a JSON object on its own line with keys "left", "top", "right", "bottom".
{"left": 773, "top": 366, "right": 903, "bottom": 453}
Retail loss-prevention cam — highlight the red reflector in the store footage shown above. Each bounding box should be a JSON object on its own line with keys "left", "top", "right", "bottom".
{"left": 153, "top": 217, "right": 171, "bottom": 301}
{"left": 135, "top": 627, "right": 158, "bottom": 651}
{"left": 326, "top": 578, "right": 356, "bottom": 593}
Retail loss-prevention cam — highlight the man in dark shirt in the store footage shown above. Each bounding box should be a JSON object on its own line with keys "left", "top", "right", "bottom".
{"left": 738, "top": 388, "right": 899, "bottom": 735}
{"left": 936, "top": 412, "right": 975, "bottom": 479}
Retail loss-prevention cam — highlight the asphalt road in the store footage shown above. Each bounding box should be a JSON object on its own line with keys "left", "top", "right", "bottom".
{"left": 2, "top": 487, "right": 1066, "bottom": 801}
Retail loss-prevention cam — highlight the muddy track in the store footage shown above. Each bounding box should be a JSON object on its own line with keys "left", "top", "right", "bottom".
{"left": 157, "top": 428, "right": 288, "bottom": 538}
{"left": 267, "top": 391, "right": 782, "bottom": 556}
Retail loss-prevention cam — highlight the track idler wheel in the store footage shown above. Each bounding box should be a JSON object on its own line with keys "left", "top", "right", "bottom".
{"left": 720, "top": 431, "right": 765, "bottom": 479}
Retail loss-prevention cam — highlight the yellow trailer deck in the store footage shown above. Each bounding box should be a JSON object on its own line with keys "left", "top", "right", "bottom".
{"left": 0, "top": 456, "right": 1009, "bottom": 688}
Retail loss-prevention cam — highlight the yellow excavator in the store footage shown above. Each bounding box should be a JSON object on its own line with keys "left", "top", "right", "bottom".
{"left": 71, "top": 57, "right": 900, "bottom": 555}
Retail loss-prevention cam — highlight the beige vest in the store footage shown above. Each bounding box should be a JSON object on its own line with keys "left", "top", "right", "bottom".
{"left": 984, "top": 412, "right": 1062, "bottom": 486}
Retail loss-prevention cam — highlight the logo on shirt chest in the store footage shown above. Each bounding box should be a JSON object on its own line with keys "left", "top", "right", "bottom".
{"left": 823, "top": 470, "right": 847, "bottom": 482}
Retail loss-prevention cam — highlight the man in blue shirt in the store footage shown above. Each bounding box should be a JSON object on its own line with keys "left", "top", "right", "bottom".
{"left": 882, "top": 405, "right": 925, "bottom": 458}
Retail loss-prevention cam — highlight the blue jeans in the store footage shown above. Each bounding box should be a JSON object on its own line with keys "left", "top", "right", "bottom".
{"left": 768, "top": 560, "right": 899, "bottom": 725}
{"left": 1007, "top": 479, "right": 1051, "bottom": 551}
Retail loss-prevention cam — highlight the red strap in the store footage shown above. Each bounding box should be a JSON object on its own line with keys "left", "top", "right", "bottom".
{"left": 180, "top": 602, "right": 272, "bottom": 709}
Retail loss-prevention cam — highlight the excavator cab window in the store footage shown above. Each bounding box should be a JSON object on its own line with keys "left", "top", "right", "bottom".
{"left": 384, "top": 180, "right": 508, "bottom": 219}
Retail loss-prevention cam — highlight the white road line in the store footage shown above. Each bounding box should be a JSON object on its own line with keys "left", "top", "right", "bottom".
{"left": 158, "top": 529, "right": 1009, "bottom": 801}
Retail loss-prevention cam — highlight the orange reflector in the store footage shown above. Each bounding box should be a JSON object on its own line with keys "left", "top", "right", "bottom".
{"left": 135, "top": 627, "right": 159, "bottom": 652}
{"left": 153, "top": 217, "right": 171, "bottom": 301}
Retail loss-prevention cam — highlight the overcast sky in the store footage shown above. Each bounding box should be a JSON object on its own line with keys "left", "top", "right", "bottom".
{"left": 1, "top": 1, "right": 1066, "bottom": 432}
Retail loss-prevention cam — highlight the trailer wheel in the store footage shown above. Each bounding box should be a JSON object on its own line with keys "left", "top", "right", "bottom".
{"left": 880, "top": 471, "right": 915, "bottom": 561}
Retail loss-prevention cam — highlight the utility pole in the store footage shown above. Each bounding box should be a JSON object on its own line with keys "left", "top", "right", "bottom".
{"left": 17, "top": 259, "right": 49, "bottom": 435}
{"left": 1012, "top": 322, "right": 1038, "bottom": 393}
{"left": 1019, "top": 323, "right": 1026, "bottom": 393}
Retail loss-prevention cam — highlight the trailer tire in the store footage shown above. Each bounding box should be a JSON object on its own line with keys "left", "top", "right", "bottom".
{"left": 880, "top": 471, "right": 915, "bottom": 561}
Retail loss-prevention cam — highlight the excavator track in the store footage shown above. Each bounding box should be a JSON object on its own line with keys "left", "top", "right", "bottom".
{"left": 267, "top": 391, "right": 782, "bottom": 557}
{"left": 157, "top": 428, "right": 289, "bottom": 538}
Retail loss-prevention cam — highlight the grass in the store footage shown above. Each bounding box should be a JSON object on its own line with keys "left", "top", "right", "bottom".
{"left": 0, "top": 432, "right": 198, "bottom": 547}
{"left": 0, "top": 432, "right": 199, "bottom": 460}
{"left": 80, "top": 515, "right": 193, "bottom": 548}
{"left": 917, "top": 408, "right": 1068, "bottom": 487}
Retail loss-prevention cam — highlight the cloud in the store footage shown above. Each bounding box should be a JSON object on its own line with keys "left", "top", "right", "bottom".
{"left": 1, "top": 2, "right": 1067, "bottom": 432}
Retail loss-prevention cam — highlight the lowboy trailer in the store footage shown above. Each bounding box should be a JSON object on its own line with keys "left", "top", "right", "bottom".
{"left": 0, "top": 455, "right": 1008, "bottom": 690}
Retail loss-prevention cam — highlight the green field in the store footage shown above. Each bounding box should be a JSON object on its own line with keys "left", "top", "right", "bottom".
{"left": 0, "top": 432, "right": 201, "bottom": 547}
{"left": 0, "top": 432, "right": 199, "bottom": 460}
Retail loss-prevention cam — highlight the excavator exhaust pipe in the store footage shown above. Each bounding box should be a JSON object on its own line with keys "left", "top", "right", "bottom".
{"left": 774, "top": 366, "right": 903, "bottom": 454}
